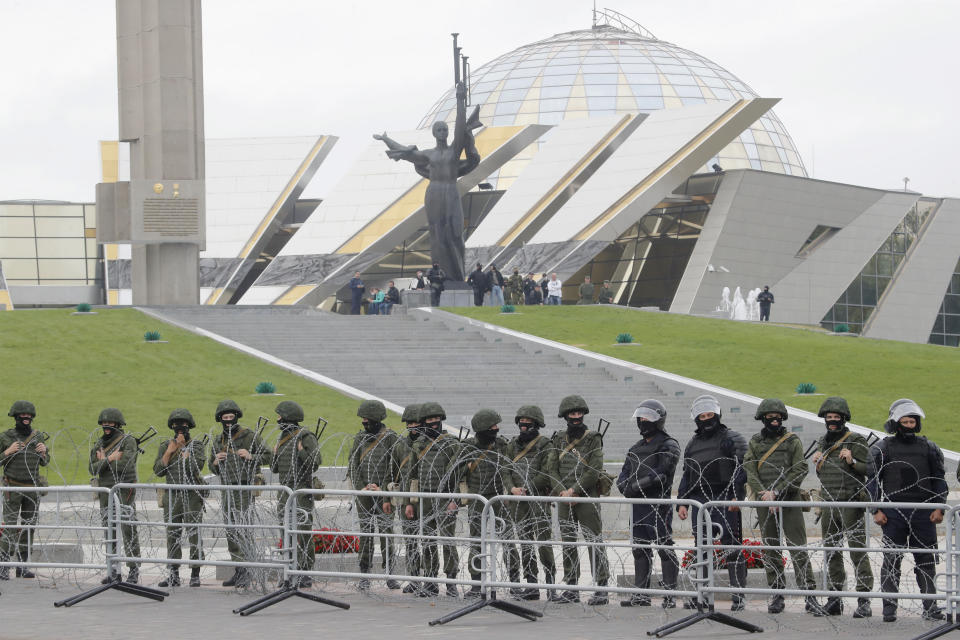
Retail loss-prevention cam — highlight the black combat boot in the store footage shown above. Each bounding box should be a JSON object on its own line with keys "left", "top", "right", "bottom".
{"left": 19, "top": 568, "right": 36, "bottom": 579}
{"left": 418, "top": 581, "right": 439, "bottom": 597}
{"left": 513, "top": 573, "right": 540, "bottom": 600}
{"left": 222, "top": 568, "right": 243, "bottom": 587}
{"left": 587, "top": 580, "right": 609, "bottom": 607}
{"left": 768, "top": 594, "right": 785, "bottom": 614}
{"left": 126, "top": 567, "right": 139, "bottom": 584}
{"left": 805, "top": 595, "right": 827, "bottom": 616}
{"left": 158, "top": 568, "right": 181, "bottom": 588}
{"left": 402, "top": 580, "right": 421, "bottom": 594}
{"left": 543, "top": 570, "right": 557, "bottom": 602}
{"left": 445, "top": 578, "right": 459, "bottom": 598}
{"left": 0, "top": 566, "right": 8, "bottom": 581}
{"left": 852, "top": 597, "right": 872, "bottom": 619}
{"left": 386, "top": 577, "right": 402, "bottom": 590}
{"left": 297, "top": 575, "right": 313, "bottom": 588}
{"left": 623, "top": 553, "right": 651, "bottom": 607}
{"left": 550, "top": 582, "right": 580, "bottom": 603}
{"left": 465, "top": 585, "right": 482, "bottom": 598}
{"left": 823, "top": 596, "right": 843, "bottom": 616}
{"left": 189, "top": 567, "right": 201, "bottom": 587}
{"left": 729, "top": 555, "right": 746, "bottom": 611}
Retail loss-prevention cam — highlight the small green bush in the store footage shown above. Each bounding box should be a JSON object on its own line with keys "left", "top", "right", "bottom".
{"left": 500, "top": 304, "right": 516, "bottom": 313}
{"left": 255, "top": 381, "right": 277, "bottom": 394}
{"left": 144, "top": 330, "right": 162, "bottom": 342}
{"left": 834, "top": 323, "right": 850, "bottom": 333}
{"left": 796, "top": 382, "right": 817, "bottom": 394}
{"left": 76, "top": 303, "right": 92, "bottom": 312}
{"left": 616, "top": 332, "right": 634, "bottom": 344}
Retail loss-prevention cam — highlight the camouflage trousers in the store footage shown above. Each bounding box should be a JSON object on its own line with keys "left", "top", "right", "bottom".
{"left": 821, "top": 505, "right": 873, "bottom": 592}
{"left": 557, "top": 500, "right": 610, "bottom": 586}
{"left": 1, "top": 487, "right": 38, "bottom": 563}
{"left": 164, "top": 489, "right": 204, "bottom": 570}
{"left": 356, "top": 493, "right": 396, "bottom": 573}
{"left": 278, "top": 491, "right": 315, "bottom": 573}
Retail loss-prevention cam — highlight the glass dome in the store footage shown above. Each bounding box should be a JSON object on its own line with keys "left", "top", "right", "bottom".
{"left": 420, "top": 18, "right": 806, "bottom": 185}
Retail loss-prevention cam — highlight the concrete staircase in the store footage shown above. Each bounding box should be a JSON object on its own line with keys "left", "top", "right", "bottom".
{"left": 142, "top": 305, "right": 821, "bottom": 461}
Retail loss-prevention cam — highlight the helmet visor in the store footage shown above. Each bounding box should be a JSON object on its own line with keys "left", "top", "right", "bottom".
{"left": 632, "top": 406, "right": 662, "bottom": 422}
{"left": 690, "top": 396, "right": 721, "bottom": 420}
{"left": 890, "top": 400, "right": 925, "bottom": 423}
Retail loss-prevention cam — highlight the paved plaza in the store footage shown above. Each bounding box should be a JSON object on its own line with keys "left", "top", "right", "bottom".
{"left": 0, "top": 578, "right": 953, "bottom": 640}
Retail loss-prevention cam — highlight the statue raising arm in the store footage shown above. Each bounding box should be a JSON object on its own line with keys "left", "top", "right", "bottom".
{"left": 373, "top": 132, "right": 431, "bottom": 179}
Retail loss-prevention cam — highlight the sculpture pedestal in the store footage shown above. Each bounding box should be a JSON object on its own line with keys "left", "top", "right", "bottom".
{"left": 439, "top": 281, "right": 473, "bottom": 307}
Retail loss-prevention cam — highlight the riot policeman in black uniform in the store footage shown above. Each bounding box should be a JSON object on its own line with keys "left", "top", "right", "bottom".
{"left": 616, "top": 399, "right": 681, "bottom": 608}
{"left": 676, "top": 395, "right": 749, "bottom": 611}
{"left": 869, "top": 399, "right": 947, "bottom": 623}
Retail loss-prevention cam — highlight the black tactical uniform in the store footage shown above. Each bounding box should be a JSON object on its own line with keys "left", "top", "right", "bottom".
{"left": 869, "top": 399, "right": 947, "bottom": 623}
{"left": 617, "top": 399, "right": 680, "bottom": 608}
{"left": 676, "top": 395, "right": 748, "bottom": 611}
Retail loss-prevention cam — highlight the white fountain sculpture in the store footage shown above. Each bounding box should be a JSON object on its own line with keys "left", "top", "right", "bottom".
{"left": 746, "top": 288, "right": 760, "bottom": 321}
{"left": 731, "top": 287, "right": 748, "bottom": 320}
{"left": 716, "top": 286, "right": 732, "bottom": 313}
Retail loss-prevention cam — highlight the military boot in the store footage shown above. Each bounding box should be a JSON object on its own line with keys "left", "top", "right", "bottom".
{"left": 805, "top": 596, "right": 827, "bottom": 616}
{"left": 402, "top": 580, "right": 422, "bottom": 594}
{"left": 386, "top": 577, "right": 402, "bottom": 590}
{"left": 418, "top": 581, "right": 439, "bottom": 597}
{"left": 0, "top": 566, "right": 8, "bottom": 581}
{"left": 852, "top": 598, "right": 872, "bottom": 619}
{"left": 543, "top": 570, "right": 557, "bottom": 601}
{"left": 158, "top": 568, "right": 181, "bottom": 588}
{"left": 100, "top": 572, "right": 118, "bottom": 585}
{"left": 768, "top": 594, "right": 785, "bottom": 614}
{"left": 587, "top": 581, "right": 609, "bottom": 607}
{"left": 823, "top": 596, "right": 843, "bottom": 616}
{"left": 445, "top": 577, "right": 459, "bottom": 598}
{"left": 550, "top": 583, "right": 580, "bottom": 603}
{"left": 513, "top": 573, "right": 540, "bottom": 601}
{"left": 189, "top": 567, "right": 201, "bottom": 587}
{"left": 126, "top": 567, "right": 139, "bottom": 584}
{"left": 465, "top": 585, "right": 482, "bottom": 598}
{"left": 222, "top": 568, "right": 245, "bottom": 587}
{"left": 18, "top": 568, "right": 36, "bottom": 579}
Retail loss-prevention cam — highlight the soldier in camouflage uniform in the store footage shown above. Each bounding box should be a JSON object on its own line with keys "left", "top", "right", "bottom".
{"left": 0, "top": 400, "right": 49, "bottom": 580}
{"left": 403, "top": 402, "right": 462, "bottom": 597}
{"left": 461, "top": 409, "right": 519, "bottom": 598}
{"left": 396, "top": 404, "right": 423, "bottom": 594}
{"left": 270, "top": 400, "right": 321, "bottom": 588}
{"left": 743, "top": 398, "right": 824, "bottom": 616}
{"left": 550, "top": 395, "right": 610, "bottom": 605}
{"left": 810, "top": 397, "right": 874, "bottom": 618}
{"left": 153, "top": 408, "right": 206, "bottom": 587}
{"left": 504, "top": 405, "right": 557, "bottom": 600}
{"left": 210, "top": 399, "right": 266, "bottom": 588}
{"left": 506, "top": 268, "right": 524, "bottom": 305}
{"left": 348, "top": 400, "right": 405, "bottom": 591}
{"left": 88, "top": 407, "right": 141, "bottom": 584}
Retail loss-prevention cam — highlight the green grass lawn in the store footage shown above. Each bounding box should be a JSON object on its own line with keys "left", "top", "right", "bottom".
{"left": 453, "top": 306, "right": 960, "bottom": 450}
{"left": 0, "top": 309, "right": 389, "bottom": 484}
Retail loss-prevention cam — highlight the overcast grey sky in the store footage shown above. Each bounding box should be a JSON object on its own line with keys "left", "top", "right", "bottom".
{"left": 1, "top": 0, "right": 957, "bottom": 202}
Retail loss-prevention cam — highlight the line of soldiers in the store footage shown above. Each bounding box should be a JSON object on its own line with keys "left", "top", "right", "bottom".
{"left": 0, "top": 395, "right": 950, "bottom": 623}
{"left": 347, "top": 396, "right": 610, "bottom": 604}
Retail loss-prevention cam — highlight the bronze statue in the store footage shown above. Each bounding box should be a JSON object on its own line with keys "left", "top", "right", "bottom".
{"left": 374, "top": 36, "right": 481, "bottom": 283}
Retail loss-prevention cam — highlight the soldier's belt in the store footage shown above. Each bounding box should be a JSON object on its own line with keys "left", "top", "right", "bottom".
{"left": 3, "top": 476, "right": 37, "bottom": 487}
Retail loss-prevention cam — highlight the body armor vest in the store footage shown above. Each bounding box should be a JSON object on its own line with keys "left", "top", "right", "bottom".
{"left": 878, "top": 436, "right": 934, "bottom": 502}
{"left": 683, "top": 428, "right": 737, "bottom": 499}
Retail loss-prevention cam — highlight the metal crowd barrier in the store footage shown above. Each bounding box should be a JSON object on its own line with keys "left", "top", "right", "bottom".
{"left": 12, "top": 481, "right": 960, "bottom": 637}
{"left": 0, "top": 485, "right": 110, "bottom": 573}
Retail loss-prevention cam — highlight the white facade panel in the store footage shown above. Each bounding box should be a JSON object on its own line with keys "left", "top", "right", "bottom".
{"left": 238, "top": 285, "right": 289, "bottom": 305}
{"left": 201, "top": 136, "right": 321, "bottom": 259}
{"left": 467, "top": 115, "right": 626, "bottom": 248}
{"left": 530, "top": 101, "right": 755, "bottom": 245}
{"left": 278, "top": 130, "right": 436, "bottom": 257}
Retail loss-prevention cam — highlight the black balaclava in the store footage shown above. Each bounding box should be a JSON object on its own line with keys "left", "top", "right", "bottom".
{"left": 101, "top": 425, "right": 117, "bottom": 440}
{"left": 423, "top": 418, "right": 443, "bottom": 439}
{"left": 362, "top": 419, "right": 383, "bottom": 435}
{"left": 14, "top": 416, "right": 32, "bottom": 436}
{"left": 476, "top": 428, "right": 498, "bottom": 446}
{"left": 406, "top": 422, "right": 421, "bottom": 443}
{"left": 279, "top": 421, "right": 299, "bottom": 433}
{"left": 637, "top": 418, "right": 659, "bottom": 439}
{"left": 896, "top": 417, "right": 921, "bottom": 441}
{"left": 565, "top": 414, "right": 586, "bottom": 439}
{"left": 761, "top": 415, "right": 786, "bottom": 438}
{"left": 517, "top": 421, "right": 539, "bottom": 443}
{"left": 824, "top": 417, "right": 847, "bottom": 441}
{"left": 220, "top": 414, "right": 238, "bottom": 434}
{"left": 694, "top": 415, "right": 721, "bottom": 435}
{"left": 173, "top": 422, "right": 191, "bottom": 442}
